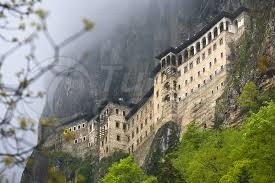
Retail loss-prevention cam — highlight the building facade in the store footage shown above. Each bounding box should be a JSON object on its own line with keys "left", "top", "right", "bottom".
{"left": 45, "top": 8, "right": 249, "bottom": 162}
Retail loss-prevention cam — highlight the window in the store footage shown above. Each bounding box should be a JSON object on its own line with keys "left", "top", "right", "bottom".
{"left": 213, "top": 43, "right": 217, "bottom": 50}
{"left": 145, "top": 131, "right": 148, "bottom": 137}
{"left": 116, "top": 122, "right": 120, "bottom": 128}
{"left": 209, "top": 62, "right": 212, "bottom": 68}
{"left": 156, "top": 90, "right": 159, "bottom": 97}
{"left": 203, "top": 80, "right": 206, "bottom": 84}
{"left": 73, "top": 126, "right": 76, "bottom": 131}
{"left": 136, "top": 127, "right": 139, "bottom": 134}
{"left": 179, "top": 97, "right": 181, "bottom": 101}
{"left": 198, "top": 71, "right": 201, "bottom": 76}
{"left": 123, "top": 124, "right": 126, "bottom": 130}
{"left": 221, "top": 52, "right": 223, "bottom": 58}
{"left": 215, "top": 70, "right": 217, "bottom": 75}
{"left": 140, "top": 136, "right": 143, "bottom": 142}
{"left": 189, "top": 62, "right": 193, "bottom": 69}
{"left": 220, "top": 38, "right": 223, "bottom": 45}
{"left": 208, "top": 48, "right": 212, "bottom": 55}
{"left": 116, "top": 109, "right": 119, "bottom": 114}
{"left": 83, "top": 136, "right": 86, "bottom": 141}
{"left": 203, "top": 67, "right": 206, "bottom": 73}
{"left": 198, "top": 84, "right": 201, "bottom": 88}
{"left": 196, "top": 57, "right": 200, "bottom": 64}
{"left": 132, "top": 119, "right": 134, "bottom": 126}
{"left": 74, "top": 139, "right": 78, "bottom": 144}
{"left": 212, "top": 90, "right": 214, "bottom": 95}
{"left": 214, "top": 58, "right": 217, "bottom": 64}
{"left": 105, "top": 136, "right": 107, "bottom": 143}
{"left": 123, "top": 111, "right": 126, "bottom": 116}
{"left": 210, "top": 75, "right": 213, "bottom": 80}
{"left": 184, "top": 66, "right": 188, "bottom": 73}
{"left": 178, "top": 55, "right": 182, "bottom": 65}
{"left": 117, "top": 135, "right": 121, "bottom": 141}
{"left": 132, "top": 132, "right": 134, "bottom": 138}
{"left": 190, "top": 76, "right": 193, "bottom": 82}
{"left": 221, "top": 82, "right": 224, "bottom": 86}
{"left": 78, "top": 125, "right": 80, "bottom": 129}
{"left": 185, "top": 80, "right": 188, "bottom": 85}
{"left": 141, "top": 123, "right": 143, "bottom": 130}
{"left": 202, "top": 52, "right": 205, "bottom": 60}
{"left": 178, "top": 85, "right": 181, "bottom": 90}
{"left": 106, "top": 147, "right": 109, "bottom": 153}
{"left": 185, "top": 93, "right": 188, "bottom": 97}
{"left": 137, "top": 139, "right": 139, "bottom": 145}
{"left": 191, "top": 89, "right": 194, "bottom": 93}
{"left": 82, "top": 124, "right": 85, "bottom": 128}
{"left": 145, "top": 119, "right": 148, "bottom": 125}
{"left": 221, "top": 65, "right": 224, "bottom": 70}
{"left": 217, "top": 86, "right": 219, "bottom": 90}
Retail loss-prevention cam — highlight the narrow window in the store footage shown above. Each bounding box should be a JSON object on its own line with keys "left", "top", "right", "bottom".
{"left": 198, "top": 71, "right": 201, "bottom": 77}
{"left": 209, "top": 62, "right": 212, "bottom": 68}
{"left": 203, "top": 80, "right": 206, "bottom": 84}
{"left": 210, "top": 75, "right": 213, "bottom": 80}
{"left": 189, "top": 62, "right": 193, "bottom": 69}
{"left": 198, "top": 84, "right": 201, "bottom": 88}
{"left": 185, "top": 93, "right": 188, "bottom": 97}
{"left": 202, "top": 52, "right": 205, "bottom": 60}
{"left": 221, "top": 52, "right": 223, "bottom": 58}
{"left": 116, "top": 122, "right": 120, "bottom": 128}
{"left": 82, "top": 124, "right": 85, "bottom": 128}
{"left": 123, "top": 111, "right": 126, "bottom": 116}
{"left": 123, "top": 124, "right": 126, "bottom": 130}
{"left": 74, "top": 139, "right": 78, "bottom": 144}
{"left": 116, "top": 109, "right": 119, "bottom": 114}
{"left": 191, "top": 89, "right": 194, "bottom": 93}
{"left": 185, "top": 80, "right": 188, "bottom": 85}
{"left": 190, "top": 76, "right": 193, "bottom": 82}
{"left": 203, "top": 67, "right": 205, "bottom": 73}
{"left": 136, "top": 127, "right": 139, "bottom": 134}
{"left": 196, "top": 57, "right": 200, "bottom": 64}
{"left": 117, "top": 135, "right": 121, "bottom": 141}
{"left": 214, "top": 58, "right": 217, "bottom": 64}
{"left": 220, "top": 38, "right": 223, "bottom": 45}
{"left": 208, "top": 48, "right": 212, "bottom": 55}
{"left": 141, "top": 123, "right": 143, "bottom": 130}
{"left": 184, "top": 66, "right": 188, "bottom": 73}
{"left": 132, "top": 132, "right": 134, "bottom": 138}
{"left": 213, "top": 43, "right": 217, "bottom": 50}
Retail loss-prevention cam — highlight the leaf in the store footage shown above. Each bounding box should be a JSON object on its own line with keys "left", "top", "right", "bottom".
{"left": 3, "top": 156, "right": 13, "bottom": 166}
{"left": 35, "top": 9, "right": 47, "bottom": 20}
{"left": 82, "top": 18, "right": 94, "bottom": 31}
{"left": 19, "top": 118, "right": 27, "bottom": 129}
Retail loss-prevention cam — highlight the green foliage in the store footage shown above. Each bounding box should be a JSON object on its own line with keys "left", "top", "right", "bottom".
{"left": 98, "top": 151, "right": 128, "bottom": 179}
{"left": 238, "top": 81, "right": 258, "bottom": 111}
{"left": 47, "top": 152, "right": 93, "bottom": 183}
{"left": 170, "top": 102, "right": 275, "bottom": 183}
{"left": 103, "top": 156, "right": 157, "bottom": 183}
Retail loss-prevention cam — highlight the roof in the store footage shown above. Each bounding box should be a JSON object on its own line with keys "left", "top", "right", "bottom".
{"left": 155, "top": 7, "right": 249, "bottom": 60}
{"left": 126, "top": 87, "right": 154, "bottom": 120}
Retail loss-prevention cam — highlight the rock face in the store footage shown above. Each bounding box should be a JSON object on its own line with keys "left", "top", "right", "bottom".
{"left": 21, "top": 0, "right": 250, "bottom": 182}
{"left": 41, "top": 0, "right": 245, "bottom": 123}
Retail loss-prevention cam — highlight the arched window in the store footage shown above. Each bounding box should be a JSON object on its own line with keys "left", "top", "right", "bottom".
{"left": 164, "top": 95, "right": 170, "bottom": 102}
{"left": 164, "top": 82, "right": 170, "bottom": 90}
{"left": 202, "top": 37, "right": 207, "bottom": 48}
{"left": 234, "top": 20, "right": 238, "bottom": 28}
{"left": 226, "top": 21, "right": 230, "bottom": 31}
{"left": 220, "top": 22, "right": 224, "bottom": 32}
{"left": 171, "top": 55, "right": 176, "bottom": 65}
{"left": 196, "top": 42, "right": 200, "bottom": 53}
{"left": 161, "top": 59, "right": 166, "bottom": 68}
{"left": 208, "top": 32, "right": 212, "bottom": 43}
{"left": 190, "top": 46, "right": 194, "bottom": 57}
{"left": 167, "top": 55, "right": 171, "bottom": 65}
{"left": 178, "top": 55, "right": 182, "bottom": 65}
{"left": 184, "top": 50, "right": 188, "bottom": 62}
{"left": 214, "top": 27, "right": 218, "bottom": 38}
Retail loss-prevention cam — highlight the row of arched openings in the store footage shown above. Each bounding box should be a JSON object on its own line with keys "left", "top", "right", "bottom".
{"left": 161, "top": 21, "right": 230, "bottom": 68}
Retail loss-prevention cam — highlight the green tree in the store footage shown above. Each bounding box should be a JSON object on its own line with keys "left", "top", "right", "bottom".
{"left": 238, "top": 81, "right": 258, "bottom": 111}
{"left": 103, "top": 156, "right": 157, "bottom": 183}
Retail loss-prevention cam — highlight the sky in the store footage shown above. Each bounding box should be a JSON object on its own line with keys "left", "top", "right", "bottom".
{"left": 0, "top": 0, "right": 153, "bottom": 182}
